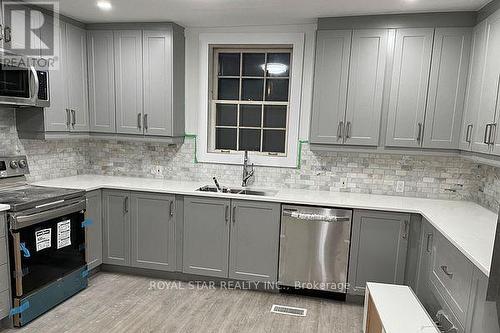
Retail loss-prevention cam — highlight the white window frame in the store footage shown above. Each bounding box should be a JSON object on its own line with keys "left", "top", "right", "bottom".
{"left": 197, "top": 32, "right": 305, "bottom": 168}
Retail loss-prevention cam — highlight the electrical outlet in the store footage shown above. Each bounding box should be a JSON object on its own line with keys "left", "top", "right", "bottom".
{"left": 152, "top": 165, "right": 163, "bottom": 176}
{"left": 340, "top": 178, "right": 348, "bottom": 189}
{"left": 396, "top": 181, "right": 405, "bottom": 193}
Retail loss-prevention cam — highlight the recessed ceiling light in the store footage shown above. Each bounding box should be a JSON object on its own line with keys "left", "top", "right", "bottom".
{"left": 97, "top": 1, "right": 112, "bottom": 11}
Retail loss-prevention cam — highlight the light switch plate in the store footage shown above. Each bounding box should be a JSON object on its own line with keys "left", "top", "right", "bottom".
{"left": 396, "top": 181, "right": 405, "bottom": 193}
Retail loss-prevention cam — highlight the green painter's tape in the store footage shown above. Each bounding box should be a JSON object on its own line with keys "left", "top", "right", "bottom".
{"left": 297, "top": 140, "right": 308, "bottom": 169}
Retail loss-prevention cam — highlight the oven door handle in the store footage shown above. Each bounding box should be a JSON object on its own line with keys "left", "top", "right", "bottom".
{"left": 10, "top": 199, "right": 86, "bottom": 230}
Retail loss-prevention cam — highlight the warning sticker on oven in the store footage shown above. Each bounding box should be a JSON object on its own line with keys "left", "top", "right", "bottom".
{"left": 35, "top": 228, "right": 52, "bottom": 251}
{"left": 57, "top": 220, "right": 71, "bottom": 249}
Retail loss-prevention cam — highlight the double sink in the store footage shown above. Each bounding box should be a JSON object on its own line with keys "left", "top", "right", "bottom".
{"left": 196, "top": 185, "right": 277, "bottom": 197}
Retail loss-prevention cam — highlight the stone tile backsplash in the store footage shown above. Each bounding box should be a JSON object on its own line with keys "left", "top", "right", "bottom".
{"left": 0, "top": 108, "right": 499, "bottom": 212}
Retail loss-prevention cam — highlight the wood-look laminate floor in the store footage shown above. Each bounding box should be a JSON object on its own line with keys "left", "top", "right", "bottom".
{"left": 6, "top": 272, "right": 364, "bottom": 333}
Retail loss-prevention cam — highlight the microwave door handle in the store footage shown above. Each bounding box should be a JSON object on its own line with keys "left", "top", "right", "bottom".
{"left": 29, "top": 65, "right": 39, "bottom": 103}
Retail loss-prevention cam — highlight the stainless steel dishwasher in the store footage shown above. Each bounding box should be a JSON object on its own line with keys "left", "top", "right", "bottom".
{"left": 279, "top": 205, "right": 352, "bottom": 293}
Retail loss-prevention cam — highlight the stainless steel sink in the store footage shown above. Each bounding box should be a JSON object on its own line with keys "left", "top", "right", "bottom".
{"left": 196, "top": 185, "right": 276, "bottom": 197}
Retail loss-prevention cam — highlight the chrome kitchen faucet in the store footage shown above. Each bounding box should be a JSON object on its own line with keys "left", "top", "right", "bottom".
{"left": 242, "top": 151, "right": 254, "bottom": 187}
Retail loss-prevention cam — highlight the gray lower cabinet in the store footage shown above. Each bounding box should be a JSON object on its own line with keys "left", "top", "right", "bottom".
{"left": 229, "top": 200, "right": 280, "bottom": 282}
{"left": 102, "top": 190, "right": 130, "bottom": 266}
{"left": 466, "top": 267, "right": 500, "bottom": 333}
{"left": 85, "top": 190, "right": 103, "bottom": 270}
{"left": 183, "top": 196, "right": 230, "bottom": 278}
{"left": 348, "top": 210, "right": 410, "bottom": 295}
{"left": 0, "top": 213, "right": 10, "bottom": 319}
{"left": 130, "top": 192, "right": 176, "bottom": 271}
{"left": 415, "top": 219, "right": 437, "bottom": 311}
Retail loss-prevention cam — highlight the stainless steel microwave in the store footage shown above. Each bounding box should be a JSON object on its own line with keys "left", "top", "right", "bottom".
{"left": 0, "top": 54, "right": 49, "bottom": 108}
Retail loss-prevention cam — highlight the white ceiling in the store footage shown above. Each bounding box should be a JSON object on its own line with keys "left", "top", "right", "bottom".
{"left": 55, "top": 0, "right": 491, "bottom": 28}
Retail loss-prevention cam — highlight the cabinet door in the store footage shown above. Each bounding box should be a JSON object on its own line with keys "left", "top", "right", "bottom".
{"left": 415, "top": 220, "right": 437, "bottom": 312}
{"left": 310, "top": 30, "right": 351, "bottom": 144}
{"left": 229, "top": 200, "right": 280, "bottom": 282}
{"left": 4, "top": 4, "right": 28, "bottom": 55}
{"left": 85, "top": 190, "right": 102, "bottom": 270}
{"left": 87, "top": 30, "right": 116, "bottom": 133}
{"left": 114, "top": 30, "right": 143, "bottom": 135}
{"left": 423, "top": 28, "right": 471, "bottom": 149}
{"left": 344, "top": 29, "right": 389, "bottom": 146}
{"left": 348, "top": 210, "right": 410, "bottom": 295}
{"left": 65, "top": 23, "right": 89, "bottom": 132}
{"left": 43, "top": 19, "right": 70, "bottom": 132}
{"left": 385, "top": 28, "right": 434, "bottom": 148}
{"left": 130, "top": 192, "right": 176, "bottom": 271}
{"left": 474, "top": 11, "right": 500, "bottom": 154}
{"left": 466, "top": 267, "right": 500, "bottom": 333}
{"left": 183, "top": 196, "right": 230, "bottom": 278}
{"left": 460, "top": 21, "right": 488, "bottom": 151}
{"left": 102, "top": 190, "right": 130, "bottom": 266}
{"left": 143, "top": 30, "right": 173, "bottom": 136}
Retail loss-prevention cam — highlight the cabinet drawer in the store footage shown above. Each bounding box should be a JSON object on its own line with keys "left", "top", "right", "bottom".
{"left": 0, "top": 264, "right": 8, "bottom": 292}
{"left": 0, "top": 237, "right": 7, "bottom": 265}
{"left": 430, "top": 233, "right": 474, "bottom": 325}
{"left": 0, "top": 289, "right": 10, "bottom": 319}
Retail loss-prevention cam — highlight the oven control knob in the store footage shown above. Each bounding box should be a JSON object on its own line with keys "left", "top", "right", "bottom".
{"left": 18, "top": 160, "right": 27, "bottom": 169}
{"left": 9, "top": 161, "right": 18, "bottom": 169}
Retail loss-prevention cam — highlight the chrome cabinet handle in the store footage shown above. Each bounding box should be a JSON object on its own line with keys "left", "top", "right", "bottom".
{"left": 144, "top": 114, "right": 148, "bottom": 131}
{"left": 66, "top": 109, "right": 71, "bottom": 127}
{"left": 489, "top": 123, "right": 497, "bottom": 145}
{"left": 0, "top": 24, "right": 3, "bottom": 41}
{"left": 417, "top": 123, "right": 423, "bottom": 143}
{"left": 232, "top": 206, "right": 236, "bottom": 224}
{"left": 484, "top": 124, "right": 492, "bottom": 144}
{"left": 337, "top": 121, "right": 344, "bottom": 141}
{"left": 169, "top": 200, "right": 174, "bottom": 217}
{"left": 225, "top": 205, "right": 229, "bottom": 223}
{"left": 71, "top": 110, "right": 76, "bottom": 127}
{"left": 345, "top": 121, "right": 351, "bottom": 139}
{"left": 426, "top": 233, "right": 433, "bottom": 253}
{"left": 441, "top": 265, "right": 453, "bottom": 279}
{"left": 123, "top": 197, "right": 129, "bottom": 214}
{"left": 402, "top": 220, "right": 409, "bottom": 239}
{"left": 137, "top": 113, "right": 142, "bottom": 129}
{"left": 465, "top": 124, "right": 473, "bottom": 143}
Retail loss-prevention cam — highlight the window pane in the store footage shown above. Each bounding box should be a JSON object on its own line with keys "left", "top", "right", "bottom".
{"left": 264, "top": 105, "right": 287, "bottom": 128}
{"left": 218, "top": 53, "right": 240, "bottom": 76}
{"left": 218, "top": 78, "right": 239, "bottom": 100}
{"left": 215, "top": 128, "right": 237, "bottom": 150}
{"left": 241, "top": 79, "right": 264, "bottom": 101}
{"left": 266, "top": 53, "right": 290, "bottom": 77}
{"left": 216, "top": 104, "right": 237, "bottom": 126}
{"left": 242, "top": 53, "right": 265, "bottom": 77}
{"left": 265, "top": 79, "right": 289, "bottom": 101}
{"left": 239, "top": 129, "right": 261, "bottom": 151}
{"left": 240, "top": 105, "right": 262, "bottom": 127}
{"left": 263, "top": 130, "right": 286, "bottom": 153}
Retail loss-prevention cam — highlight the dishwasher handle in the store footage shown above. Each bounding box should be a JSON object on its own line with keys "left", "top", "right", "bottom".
{"left": 282, "top": 210, "right": 351, "bottom": 222}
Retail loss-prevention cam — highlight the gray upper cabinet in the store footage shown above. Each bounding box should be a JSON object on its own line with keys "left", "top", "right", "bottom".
{"left": 385, "top": 28, "right": 434, "bottom": 148}
{"left": 143, "top": 30, "right": 173, "bottom": 136}
{"left": 423, "top": 28, "right": 471, "bottom": 149}
{"left": 460, "top": 21, "right": 488, "bottom": 151}
{"left": 130, "top": 192, "right": 176, "bottom": 271}
{"left": 344, "top": 29, "right": 389, "bottom": 146}
{"left": 66, "top": 23, "right": 89, "bottom": 132}
{"left": 102, "top": 190, "right": 130, "bottom": 266}
{"left": 183, "top": 196, "right": 230, "bottom": 278}
{"left": 85, "top": 190, "right": 103, "bottom": 270}
{"left": 114, "top": 30, "right": 144, "bottom": 135}
{"left": 474, "top": 10, "right": 500, "bottom": 154}
{"left": 87, "top": 30, "right": 116, "bottom": 133}
{"left": 229, "top": 200, "right": 280, "bottom": 282}
{"left": 348, "top": 210, "right": 410, "bottom": 295}
{"left": 44, "top": 19, "right": 70, "bottom": 132}
{"left": 310, "top": 30, "right": 351, "bottom": 144}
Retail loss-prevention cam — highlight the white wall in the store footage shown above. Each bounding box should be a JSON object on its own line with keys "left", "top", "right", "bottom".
{"left": 184, "top": 23, "right": 317, "bottom": 140}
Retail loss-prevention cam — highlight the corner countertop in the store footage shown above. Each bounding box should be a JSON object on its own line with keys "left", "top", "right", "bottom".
{"left": 33, "top": 175, "right": 498, "bottom": 277}
{"left": 0, "top": 204, "right": 9, "bottom": 213}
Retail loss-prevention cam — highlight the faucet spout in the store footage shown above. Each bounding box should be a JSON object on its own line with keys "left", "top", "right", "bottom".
{"left": 242, "top": 151, "right": 255, "bottom": 187}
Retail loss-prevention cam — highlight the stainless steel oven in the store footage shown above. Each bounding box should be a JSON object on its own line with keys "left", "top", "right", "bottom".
{"left": 0, "top": 54, "right": 49, "bottom": 107}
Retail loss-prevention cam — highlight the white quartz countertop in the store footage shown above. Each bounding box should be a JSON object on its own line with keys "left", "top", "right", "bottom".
{"left": 0, "top": 204, "right": 10, "bottom": 212}
{"left": 33, "top": 175, "right": 499, "bottom": 277}
{"left": 366, "top": 283, "right": 439, "bottom": 333}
